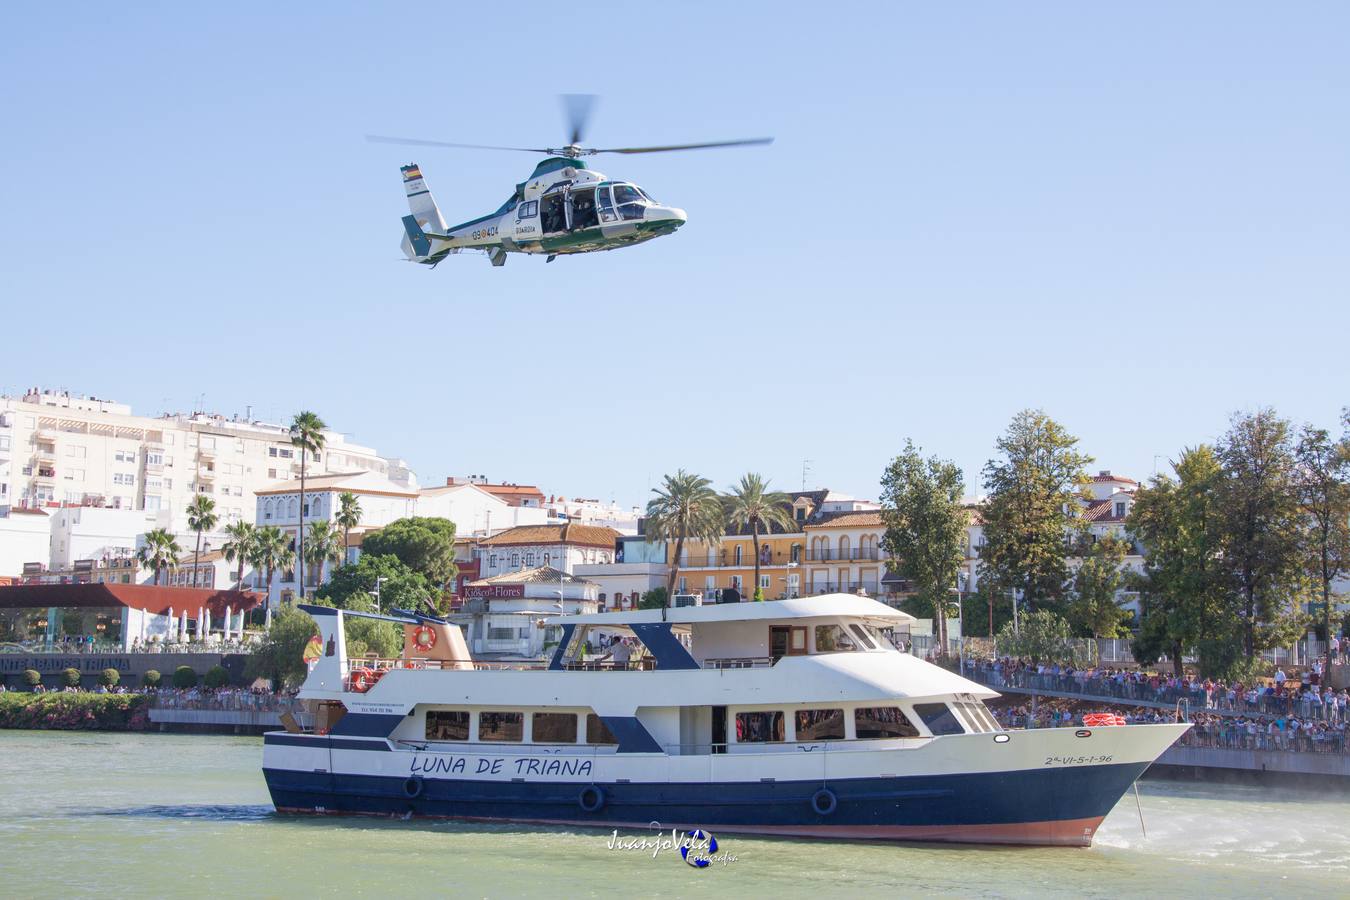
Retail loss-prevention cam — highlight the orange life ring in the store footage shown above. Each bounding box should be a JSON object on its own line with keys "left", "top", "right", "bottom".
{"left": 413, "top": 624, "right": 437, "bottom": 653}
{"left": 349, "top": 667, "right": 373, "bottom": 693}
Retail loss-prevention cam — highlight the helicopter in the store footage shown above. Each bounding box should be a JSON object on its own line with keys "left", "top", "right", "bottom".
{"left": 368, "top": 96, "right": 771, "bottom": 267}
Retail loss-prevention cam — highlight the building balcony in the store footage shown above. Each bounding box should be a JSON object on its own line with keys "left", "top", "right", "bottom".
{"left": 32, "top": 448, "right": 56, "bottom": 464}
{"left": 806, "top": 581, "right": 883, "bottom": 595}
{"left": 805, "top": 549, "right": 881, "bottom": 562}
{"left": 196, "top": 467, "right": 216, "bottom": 480}
{"left": 34, "top": 468, "right": 56, "bottom": 482}
{"left": 679, "top": 551, "right": 804, "bottom": 569}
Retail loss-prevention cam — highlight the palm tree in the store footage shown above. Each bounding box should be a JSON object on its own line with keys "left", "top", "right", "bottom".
{"left": 645, "top": 470, "right": 725, "bottom": 610}
{"left": 304, "top": 519, "right": 344, "bottom": 589}
{"left": 137, "top": 528, "right": 182, "bottom": 586}
{"left": 724, "top": 473, "right": 795, "bottom": 601}
{"left": 185, "top": 494, "right": 218, "bottom": 588}
{"left": 222, "top": 521, "right": 256, "bottom": 591}
{"left": 251, "top": 525, "right": 292, "bottom": 609}
{"left": 335, "top": 491, "right": 362, "bottom": 564}
{"left": 290, "top": 411, "right": 327, "bottom": 599}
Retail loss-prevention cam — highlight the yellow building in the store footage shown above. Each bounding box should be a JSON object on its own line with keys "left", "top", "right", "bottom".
{"left": 668, "top": 491, "right": 828, "bottom": 600}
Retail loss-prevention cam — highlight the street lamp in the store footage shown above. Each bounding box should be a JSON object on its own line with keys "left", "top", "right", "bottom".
{"left": 369, "top": 576, "right": 385, "bottom": 612}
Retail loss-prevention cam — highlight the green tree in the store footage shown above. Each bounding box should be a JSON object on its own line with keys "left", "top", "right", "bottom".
{"left": 360, "top": 517, "right": 458, "bottom": 589}
{"left": 996, "top": 609, "right": 1077, "bottom": 666}
{"left": 1216, "top": 409, "right": 1305, "bottom": 660}
{"left": 1067, "top": 535, "right": 1133, "bottom": 638}
{"left": 304, "top": 519, "right": 345, "bottom": 590}
{"left": 62, "top": 668, "right": 81, "bottom": 688}
{"left": 142, "top": 670, "right": 161, "bottom": 689}
{"left": 638, "top": 587, "right": 669, "bottom": 610}
{"left": 723, "top": 473, "right": 794, "bottom": 602}
{"left": 645, "top": 470, "right": 724, "bottom": 606}
{"left": 136, "top": 528, "right": 182, "bottom": 585}
{"left": 316, "top": 553, "right": 435, "bottom": 615}
{"left": 186, "top": 494, "right": 218, "bottom": 588}
{"left": 245, "top": 606, "right": 318, "bottom": 689}
{"left": 222, "top": 521, "right": 257, "bottom": 591}
{"left": 22, "top": 669, "right": 40, "bottom": 688}
{"left": 880, "top": 440, "right": 967, "bottom": 655}
{"left": 1128, "top": 447, "right": 1240, "bottom": 677}
{"left": 251, "top": 525, "right": 295, "bottom": 615}
{"left": 203, "top": 665, "right": 230, "bottom": 689}
{"left": 1294, "top": 421, "right": 1350, "bottom": 652}
{"left": 172, "top": 666, "right": 198, "bottom": 689}
{"left": 335, "top": 491, "right": 363, "bottom": 562}
{"left": 99, "top": 668, "right": 119, "bottom": 688}
{"left": 979, "top": 410, "right": 1092, "bottom": 615}
{"left": 290, "top": 410, "right": 327, "bottom": 599}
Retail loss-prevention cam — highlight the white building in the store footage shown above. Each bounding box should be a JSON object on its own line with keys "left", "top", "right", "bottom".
{"left": 475, "top": 523, "right": 620, "bottom": 579}
{"left": 0, "top": 387, "right": 413, "bottom": 532}
{"left": 415, "top": 480, "right": 550, "bottom": 537}
{"left": 458, "top": 566, "right": 599, "bottom": 657}
{"left": 252, "top": 471, "right": 420, "bottom": 606}
{"left": 0, "top": 508, "right": 52, "bottom": 579}
{"left": 545, "top": 495, "right": 643, "bottom": 534}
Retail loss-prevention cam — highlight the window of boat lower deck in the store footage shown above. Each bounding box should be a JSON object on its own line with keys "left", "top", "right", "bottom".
{"left": 479, "top": 711, "right": 524, "bottom": 741}
{"left": 735, "top": 710, "right": 785, "bottom": 743}
{"left": 532, "top": 712, "right": 578, "bottom": 743}
{"left": 426, "top": 710, "right": 469, "bottom": 741}
{"left": 912, "top": 702, "right": 966, "bottom": 736}
{"left": 795, "top": 708, "right": 845, "bottom": 741}
{"left": 585, "top": 713, "right": 618, "bottom": 745}
{"left": 854, "top": 706, "right": 920, "bottom": 739}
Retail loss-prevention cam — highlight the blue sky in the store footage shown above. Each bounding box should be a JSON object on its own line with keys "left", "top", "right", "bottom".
{"left": 3, "top": 3, "right": 1346, "bottom": 506}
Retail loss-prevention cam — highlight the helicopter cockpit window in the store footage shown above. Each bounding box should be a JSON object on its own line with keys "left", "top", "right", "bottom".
{"left": 613, "top": 184, "right": 646, "bottom": 221}
{"left": 518, "top": 200, "right": 538, "bottom": 219}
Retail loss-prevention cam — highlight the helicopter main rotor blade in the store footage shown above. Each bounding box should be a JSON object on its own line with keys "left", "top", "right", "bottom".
{"left": 365, "top": 135, "right": 552, "bottom": 153}
{"left": 586, "top": 137, "right": 774, "bottom": 155}
{"left": 561, "top": 94, "right": 596, "bottom": 146}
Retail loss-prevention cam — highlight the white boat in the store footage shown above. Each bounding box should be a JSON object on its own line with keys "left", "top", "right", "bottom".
{"left": 262, "top": 595, "right": 1187, "bottom": 846}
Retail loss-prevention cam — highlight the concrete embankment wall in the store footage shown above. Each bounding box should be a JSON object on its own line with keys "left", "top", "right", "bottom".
{"left": 148, "top": 708, "right": 311, "bottom": 734}
{"left": 1147, "top": 746, "right": 1350, "bottom": 790}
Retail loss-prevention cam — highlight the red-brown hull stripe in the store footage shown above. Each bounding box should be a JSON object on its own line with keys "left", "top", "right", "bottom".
{"left": 273, "top": 808, "right": 1106, "bottom": 848}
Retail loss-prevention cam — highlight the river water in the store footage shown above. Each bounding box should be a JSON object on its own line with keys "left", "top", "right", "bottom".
{"left": 1, "top": 731, "right": 1345, "bottom": 898}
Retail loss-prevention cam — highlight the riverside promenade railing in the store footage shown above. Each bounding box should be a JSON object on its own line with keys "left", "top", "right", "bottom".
{"left": 962, "top": 662, "right": 1347, "bottom": 724}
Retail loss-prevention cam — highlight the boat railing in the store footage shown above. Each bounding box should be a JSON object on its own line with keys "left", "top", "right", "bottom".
{"left": 702, "top": 657, "right": 776, "bottom": 670}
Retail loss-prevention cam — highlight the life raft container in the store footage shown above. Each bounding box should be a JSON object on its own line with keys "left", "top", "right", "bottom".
{"left": 1082, "top": 713, "right": 1127, "bottom": 727}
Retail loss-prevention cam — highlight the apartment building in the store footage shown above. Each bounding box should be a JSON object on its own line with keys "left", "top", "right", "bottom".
{"left": 0, "top": 387, "right": 413, "bottom": 533}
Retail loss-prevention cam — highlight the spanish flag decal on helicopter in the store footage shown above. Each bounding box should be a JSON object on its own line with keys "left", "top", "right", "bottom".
{"left": 401, "top": 165, "right": 423, "bottom": 182}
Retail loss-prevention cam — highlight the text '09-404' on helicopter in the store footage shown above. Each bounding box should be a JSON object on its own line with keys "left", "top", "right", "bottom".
{"left": 367, "top": 95, "right": 771, "bottom": 267}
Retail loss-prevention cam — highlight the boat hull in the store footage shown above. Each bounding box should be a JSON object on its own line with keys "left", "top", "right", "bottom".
{"left": 263, "top": 757, "right": 1151, "bottom": 847}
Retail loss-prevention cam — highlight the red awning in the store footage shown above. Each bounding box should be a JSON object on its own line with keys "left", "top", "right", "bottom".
{"left": 0, "top": 583, "right": 263, "bottom": 617}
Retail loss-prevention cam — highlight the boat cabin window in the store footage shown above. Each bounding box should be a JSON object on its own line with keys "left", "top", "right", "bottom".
{"left": 795, "top": 708, "right": 846, "bottom": 741}
{"left": 913, "top": 702, "right": 966, "bottom": 736}
{"left": 813, "top": 623, "right": 860, "bottom": 653}
{"left": 954, "top": 700, "right": 1000, "bottom": 733}
{"left": 847, "top": 624, "right": 877, "bottom": 649}
{"left": 854, "top": 706, "right": 920, "bottom": 739}
{"left": 586, "top": 713, "right": 619, "bottom": 745}
{"left": 735, "top": 710, "right": 785, "bottom": 743}
{"left": 518, "top": 200, "right": 538, "bottom": 219}
{"left": 612, "top": 183, "right": 646, "bottom": 221}
{"left": 479, "top": 711, "right": 524, "bottom": 742}
{"left": 596, "top": 184, "right": 617, "bottom": 223}
{"left": 426, "top": 710, "right": 469, "bottom": 741}
{"left": 532, "top": 712, "right": 578, "bottom": 743}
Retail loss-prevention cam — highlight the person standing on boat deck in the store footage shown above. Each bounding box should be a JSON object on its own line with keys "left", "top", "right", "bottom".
{"left": 604, "top": 638, "right": 633, "bottom": 669}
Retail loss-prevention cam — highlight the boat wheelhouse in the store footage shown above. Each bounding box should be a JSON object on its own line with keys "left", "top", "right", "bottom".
{"left": 262, "top": 595, "right": 1187, "bottom": 846}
